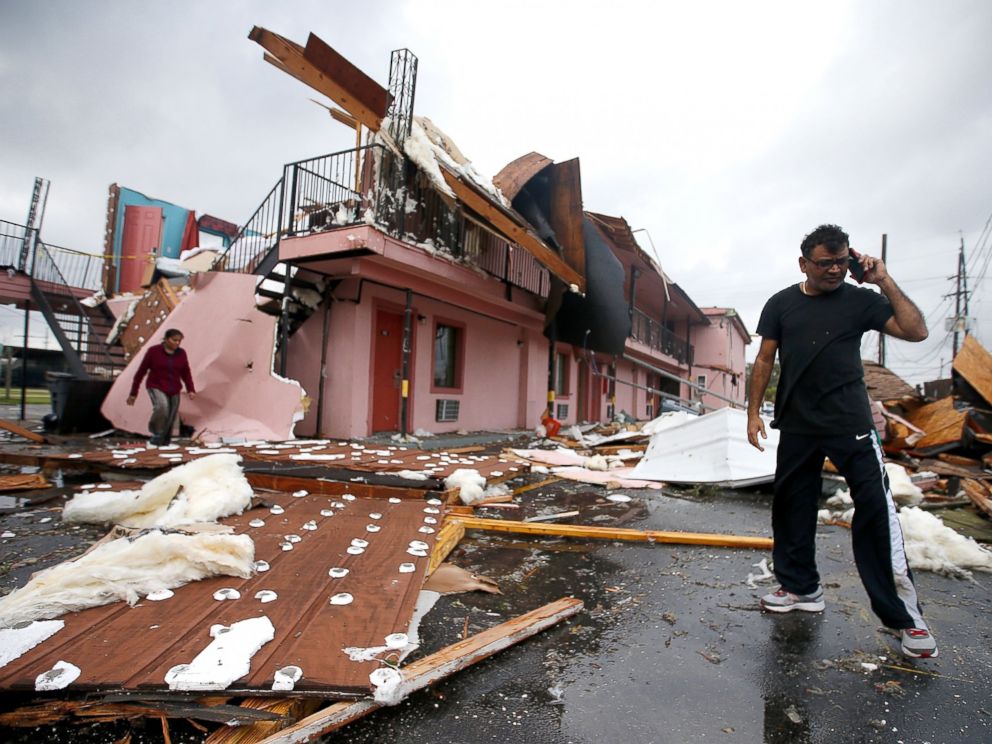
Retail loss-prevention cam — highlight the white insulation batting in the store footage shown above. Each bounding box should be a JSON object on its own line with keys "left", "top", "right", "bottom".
{"left": 0, "top": 530, "right": 255, "bottom": 626}
{"left": 62, "top": 453, "right": 253, "bottom": 528}
{"left": 900, "top": 506, "right": 992, "bottom": 578}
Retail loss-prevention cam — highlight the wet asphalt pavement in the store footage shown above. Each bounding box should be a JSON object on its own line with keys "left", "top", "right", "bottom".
{"left": 0, "top": 451, "right": 990, "bottom": 743}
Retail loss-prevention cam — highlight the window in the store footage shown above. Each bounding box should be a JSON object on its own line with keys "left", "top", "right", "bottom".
{"left": 433, "top": 324, "right": 462, "bottom": 389}
{"left": 555, "top": 352, "right": 570, "bottom": 395}
{"left": 695, "top": 374, "right": 707, "bottom": 401}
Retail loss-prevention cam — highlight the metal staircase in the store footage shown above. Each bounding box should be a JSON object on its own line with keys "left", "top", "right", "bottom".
{"left": 28, "top": 239, "right": 125, "bottom": 379}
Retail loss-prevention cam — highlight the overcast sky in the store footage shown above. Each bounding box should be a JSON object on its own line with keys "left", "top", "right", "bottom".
{"left": 2, "top": 0, "right": 990, "bottom": 384}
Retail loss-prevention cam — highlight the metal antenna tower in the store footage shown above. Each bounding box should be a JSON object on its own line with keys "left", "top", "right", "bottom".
{"left": 19, "top": 177, "right": 50, "bottom": 272}
{"left": 386, "top": 49, "right": 418, "bottom": 146}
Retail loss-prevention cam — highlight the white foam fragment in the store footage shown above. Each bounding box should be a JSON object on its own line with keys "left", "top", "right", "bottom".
{"left": 370, "top": 666, "right": 404, "bottom": 705}
{"left": 0, "top": 620, "right": 64, "bottom": 668}
{"left": 35, "top": 659, "right": 80, "bottom": 691}
{"left": 271, "top": 665, "right": 303, "bottom": 691}
{"left": 165, "top": 616, "right": 275, "bottom": 691}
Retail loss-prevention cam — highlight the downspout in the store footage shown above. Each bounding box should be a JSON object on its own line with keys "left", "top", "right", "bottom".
{"left": 400, "top": 289, "right": 413, "bottom": 436}
{"left": 278, "top": 267, "right": 292, "bottom": 378}
{"left": 628, "top": 266, "right": 640, "bottom": 320}
{"left": 546, "top": 323, "right": 558, "bottom": 417}
{"left": 20, "top": 299, "right": 29, "bottom": 421}
{"left": 315, "top": 289, "right": 333, "bottom": 436}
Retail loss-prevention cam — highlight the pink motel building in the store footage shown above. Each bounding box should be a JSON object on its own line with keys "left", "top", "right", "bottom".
{"left": 215, "top": 30, "right": 748, "bottom": 439}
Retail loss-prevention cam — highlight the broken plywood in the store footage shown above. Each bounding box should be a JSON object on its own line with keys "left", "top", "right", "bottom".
{"left": 905, "top": 397, "right": 968, "bottom": 450}
{"left": 0, "top": 490, "right": 438, "bottom": 697}
{"left": 953, "top": 334, "right": 992, "bottom": 407}
{"left": 119, "top": 279, "right": 182, "bottom": 363}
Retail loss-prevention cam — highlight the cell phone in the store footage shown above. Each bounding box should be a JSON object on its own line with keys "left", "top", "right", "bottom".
{"left": 848, "top": 254, "right": 865, "bottom": 282}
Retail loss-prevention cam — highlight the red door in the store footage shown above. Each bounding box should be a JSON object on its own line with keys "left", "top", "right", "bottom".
{"left": 577, "top": 362, "right": 602, "bottom": 422}
{"left": 119, "top": 206, "right": 162, "bottom": 293}
{"left": 371, "top": 309, "right": 404, "bottom": 432}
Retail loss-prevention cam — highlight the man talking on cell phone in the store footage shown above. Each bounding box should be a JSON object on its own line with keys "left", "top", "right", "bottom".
{"left": 746, "top": 224, "right": 938, "bottom": 659}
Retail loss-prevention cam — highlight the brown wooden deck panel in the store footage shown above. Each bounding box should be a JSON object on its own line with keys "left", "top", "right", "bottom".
{"left": 0, "top": 490, "right": 438, "bottom": 697}
{"left": 29, "top": 443, "right": 525, "bottom": 483}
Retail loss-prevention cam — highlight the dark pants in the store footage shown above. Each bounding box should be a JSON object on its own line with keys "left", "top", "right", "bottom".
{"left": 773, "top": 429, "right": 927, "bottom": 630}
{"left": 147, "top": 388, "right": 180, "bottom": 445}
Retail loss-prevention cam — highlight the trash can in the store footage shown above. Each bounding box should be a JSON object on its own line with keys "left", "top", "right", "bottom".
{"left": 45, "top": 372, "right": 113, "bottom": 434}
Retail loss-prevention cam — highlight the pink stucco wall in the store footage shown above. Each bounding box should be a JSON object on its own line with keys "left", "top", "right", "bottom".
{"left": 690, "top": 310, "right": 749, "bottom": 410}
{"left": 285, "top": 268, "right": 549, "bottom": 438}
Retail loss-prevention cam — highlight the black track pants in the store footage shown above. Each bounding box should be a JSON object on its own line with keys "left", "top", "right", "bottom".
{"left": 772, "top": 429, "right": 927, "bottom": 630}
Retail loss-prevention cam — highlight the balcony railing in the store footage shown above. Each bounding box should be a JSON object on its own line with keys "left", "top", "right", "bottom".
{"left": 1, "top": 219, "right": 103, "bottom": 291}
{"left": 630, "top": 308, "right": 693, "bottom": 365}
{"left": 220, "top": 144, "right": 551, "bottom": 297}
{"left": 0, "top": 220, "right": 29, "bottom": 270}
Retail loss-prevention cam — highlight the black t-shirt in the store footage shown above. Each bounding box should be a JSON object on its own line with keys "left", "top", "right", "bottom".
{"left": 756, "top": 282, "right": 893, "bottom": 436}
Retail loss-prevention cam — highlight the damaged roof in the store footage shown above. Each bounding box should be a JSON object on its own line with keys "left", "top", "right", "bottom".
{"left": 0, "top": 489, "right": 438, "bottom": 697}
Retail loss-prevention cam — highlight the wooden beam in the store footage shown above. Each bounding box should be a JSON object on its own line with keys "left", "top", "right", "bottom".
{"left": 0, "top": 418, "right": 45, "bottom": 443}
{"left": 440, "top": 168, "right": 585, "bottom": 291}
{"left": 427, "top": 519, "right": 465, "bottom": 575}
{"left": 253, "top": 597, "right": 583, "bottom": 743}
{"left": 448, "top": 516, "right": 774, "bottom": 550}
{"left": 962, "top": 478, "right": 992, "bottom": 520}
{"left": 249, "top": 27, "right": 385, "bottom": 133}
{"left": 243, "top": 472, "right": 428, "bottom": 501}
{"left": 302, "top": 32, "right": 390, "bottom": 120}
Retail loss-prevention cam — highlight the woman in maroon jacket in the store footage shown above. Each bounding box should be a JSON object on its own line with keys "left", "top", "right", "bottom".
{"left": 126, "top": 329, "right": 196, "bottom": 445}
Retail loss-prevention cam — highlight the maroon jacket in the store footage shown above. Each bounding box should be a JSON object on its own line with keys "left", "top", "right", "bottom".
{"left": 129, "top": 344, "right": 195, "bottom": 397}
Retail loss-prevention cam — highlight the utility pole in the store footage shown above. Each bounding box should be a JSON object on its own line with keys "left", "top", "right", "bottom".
{"left": 878, "top": 233, "right": 887, "bottom": 366}
{"left": 949, "top": 236, "right": 969, "bottom": 358}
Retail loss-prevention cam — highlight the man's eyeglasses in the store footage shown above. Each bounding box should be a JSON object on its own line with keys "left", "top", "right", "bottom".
{"left": 808, "top": 256, "right": 849, "bottom": 270}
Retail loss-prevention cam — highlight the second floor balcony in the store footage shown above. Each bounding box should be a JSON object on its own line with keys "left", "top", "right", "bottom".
{"left": 222, "top": 145, "right": 550, "bottom": 299}
{"left": 630, "top": 308, "right": 693, "bottom": 366}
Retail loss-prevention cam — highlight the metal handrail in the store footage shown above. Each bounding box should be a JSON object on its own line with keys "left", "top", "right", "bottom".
{"left": 630, "top": 308, "right": 693, "bottom": 365}
{"left": 218, "top": 178, "right": 285, "bottom": 274}
{"left": 31, "top": 241, "right": 119, "bottom": 373}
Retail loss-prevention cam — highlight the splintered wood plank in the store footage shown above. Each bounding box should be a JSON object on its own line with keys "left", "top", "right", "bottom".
{"left": 426, "top": 520, "right": 464, "bottom": 576}
{"left": 449, "top": 516, "right": 774, "bottom": 550}
{"left": 249, "top": 27, "right": 385, "bottom": 133}
{"left": 204, "top": 698, "right": 323, "bottom": 744}
{"left": 0, "top": 418, "right": 45, "bottom": 443}
{"left": 953, "top": 335, "right": 992, "bottom": 407}
{"left": 439, "top": 168, "right": 585, "bottom": 291}
{"left": 0, "top": 473, "right": 50, "bottom": 492}
{"left": 302, "top": 33, "right": 390, "bottom": 120}
{"left": 904, "top": 397, "right": 967, "bottom": 449}
{"left": 962, "top": 479, "right": 992, "bottom": 519}
{"left": 252, "top": 597, "right": 583, "bottom": 744}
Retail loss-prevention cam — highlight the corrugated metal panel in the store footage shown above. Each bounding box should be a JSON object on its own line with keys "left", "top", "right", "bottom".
{"left": 0, "top": 490, "right": 439, "bottom": 697}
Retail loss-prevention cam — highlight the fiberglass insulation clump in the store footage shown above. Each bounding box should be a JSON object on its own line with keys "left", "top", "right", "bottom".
{"left": 0, "top": 529, "right": 255, "bottom": 626}
{"left": 62, "top": 453, "right": 253, "bottom": 528}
